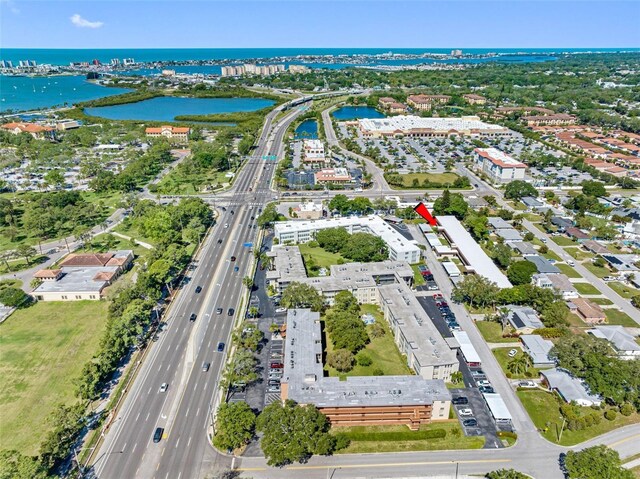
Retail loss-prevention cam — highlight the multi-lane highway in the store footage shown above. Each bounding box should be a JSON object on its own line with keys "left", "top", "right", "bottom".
{"left": 91, "top": 103, "right": 304, "bottom": 479}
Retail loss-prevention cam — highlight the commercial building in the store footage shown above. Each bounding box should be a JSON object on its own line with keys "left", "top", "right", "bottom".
{"left": 32, "top": 251, "right": 133, "bottom": 301}
{"left": 1, "top": 122, "right": 55, "bottom": 140}
{"left": 302, "top": 139, "right": 329, "bottom": 168}
{"left": 274, "top": 215, "right": 421, "bottom": 264}
{"left": 463, "top": 94, "right": 487, "bottom": 105}
{"left": 570, "top": 298, "right": 606, "bottom": 324}
{"left": 280, "top": 309, "right": 451, "bottom": 430}
{"left": 520, "top": 334, "right": 555, "bottom": 368}
{"left": 314, "top": 168, "right": 352, "bottom": 185}
{"left": 358, "top": 116, "right": 512, "bottom": 139}
{"left": 587, "top": 326, "right": 640, "bottom": 360}
{"left": 436, "top": 216, "right": 512, "bottom": 288}
{"left": 293, "top": 201, "right": 324, "bottom": 220}
{"left": 474, "top": 148, "right": 527, "bottom": 183}
{"left": 145, "top": 125, "right": 190, "bottom": 143}
{"left": 541, "top": 368, "right": 602, "bottom": 407}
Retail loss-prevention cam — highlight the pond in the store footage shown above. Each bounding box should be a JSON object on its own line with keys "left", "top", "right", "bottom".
{"left": 294, "top": 119, "right": 318, "bottom": 139}
{"left": 84, "top": 96, "right": 275, "bottom": 122}
{"left": 331, "top": 106, "right": 386, "bottom": 120}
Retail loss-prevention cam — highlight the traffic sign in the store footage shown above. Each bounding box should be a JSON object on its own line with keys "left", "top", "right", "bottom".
{"left": 243, "top": 242, "right": 253, "bottom": 248}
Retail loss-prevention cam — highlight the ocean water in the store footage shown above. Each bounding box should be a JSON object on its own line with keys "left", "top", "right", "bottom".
{"left": 83, "top": 96, "right": 275, "bottom": 122}
{"left": 2, "top": 47, "right": 636, "bottom": 66}
{"left": 332, "top": 106, "right": 385, "bottom": 120}
{"left": 0, "top": 75, "right": 131, "bottom": 113}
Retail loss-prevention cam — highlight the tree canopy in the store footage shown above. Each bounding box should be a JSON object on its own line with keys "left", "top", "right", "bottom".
{"left": 213, "top": 401, "right": 256, "bottom": 452}
{"left": 564, "top": 446, "right": 634, "bottom": 479}
{"left": 504, "top": 180, "right": 538, "bottom": 200}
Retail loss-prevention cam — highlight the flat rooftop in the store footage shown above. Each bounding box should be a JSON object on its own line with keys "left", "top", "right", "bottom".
{"left": 476, "top": 148, "right": 526, "bottom": 168}
{"left": 437, "top": 216, "right": 512, "bottom": 288}
{"left": 282, "top": 309, "right": 450, "bottom": 408}
{"left": 34, "top": 266, "right": 119, "bottom": 293}
{"left": 266, "top": 245, "right": 307, "bottom": 283}
{"left": 358, "top": 115, "right": 509, "bottom": 133}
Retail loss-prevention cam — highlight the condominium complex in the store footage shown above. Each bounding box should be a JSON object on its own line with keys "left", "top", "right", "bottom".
{"left": 281, "top": 309, "right": 451, "bottom": 430}
{"left": 357, "top": 116, "right": 512, "bottom": 139}
{"left": 145, "top": 125, "right": 190, "bottom": 143}
{"left": 273, "top": 215, "right": 421, "bottom": 263}
{"left": 220, "top": 63, "right": 308, "bottom": 77}
{"left": 407, "top": 94, "right": 451, "bottom": 111}
{"left": 523, "top": 113, "right": 577, "bottom": 127}
{"left": 463, "top": 94, "right": 487, "bottom": 105}
{"left": 474, "top": 147, "right": 527, "bottom": 183}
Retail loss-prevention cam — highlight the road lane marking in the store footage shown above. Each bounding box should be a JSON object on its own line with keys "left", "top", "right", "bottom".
{"left": 188, "top": 436, "right": 192, "bottom": 447}
{"left": 609, "top": 434, "right": 640, "bottom": 448}
{"left": 135, "top": 412, "right": 140, "bottom": 422}
{"left": 185, "top": 407, "right": 190, "bottom": 417}
{"left": 258, "top": 459, "right": 513, "bottom": 472}
{"left": 196, "top": 407, "right": 200, "bottom": 416}
{"left": 145, "top": 412, "right": 150, "bottom": 422}
{"left": 132, "top": 443, "right": 137, "bottom": 453}
{"left": 175, "top": 437, "right": 180, "bottom": 448}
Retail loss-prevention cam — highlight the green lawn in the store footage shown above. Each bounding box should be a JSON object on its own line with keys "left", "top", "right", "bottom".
{"left": 325, "top": 305, "right": 412, "bottom": 378}
{"left": 0, "top": 254, "right": 48, "bottom": 274}
{"left": 517, "top": 390, "right": 640, "bottom": 446}
{"left": 556, "top": 263, "right": 581, "bottom": 278}
{"left": 411, "top": 264, "right": 426, "bottom": 286}
{"left": 565, "top": 247, "right": 594, "bottom": 261}
{"left": 493, "top": 347, "right": 539, "bottom": 379}
{"left": 298, "top": 243, "right": 345, "bottom": 274}
{"left": 604, "top": 309, "right": 638, "bottom": 327}
{"left": 552, "top": 236, "right": 578, "bottom": 247}
{"left": 573, "top": 283, "right": 602, "bottom": 295}
{"left": 542, "top": 250, "right": 563, "bottom": 262}
{"left": 608, "top": 281, "right": 638, "bottom": 299}
{"left": 583, "top": 262, "right": 610, "bottom": 278}
{"left": 475, "top": 321, "right": 517, "bottom": 343}
{"left": 0, "top": 301, "right": 109, "bottom": 454}
{"left": 590, "top": 298, "right": 613, "bottom": 306}
{"left": 566, "top": 313, "right": 587, "bottom": 328}
{"left": 156, "top": 170, "right": 231, "bottom": 195}
{"left": 391, "top": 172, "right": 463, "bottom": 189}
{"left": 335, "top": 421, "right": 485, "bottom": 453}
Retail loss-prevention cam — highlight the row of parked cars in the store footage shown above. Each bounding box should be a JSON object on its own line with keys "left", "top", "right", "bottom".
{"left": 267, "top": 360, "right": 283, "bottom": 392}
{"left": 433, "top": 294, "right": 460, "bottom": 331}
{"left": 417, "top": 265, "right": 438, "bottom": 290}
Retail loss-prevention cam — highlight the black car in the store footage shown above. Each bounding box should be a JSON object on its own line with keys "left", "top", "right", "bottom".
{"left": 479, "top": 386, "right": 495, "bottom": 394}
{"left": 452, "top": 396, "right": 468, "bottom": 405}
{"left": 153, "top": 427, "right": 164, "bottom": 443}
{"left": 463, "top": 419, "right": 478, "bottom": 427}
{"left": 195, "top": 286, "right": 202, "bottom": 294}
{"left": 227, "top": 308, "right": 234, "bottom": 316}
{"left": 189, "top": 313, "right": 197, "bottom": 322}
{"left": 230, "top": 256, "right": 236, "bottom": 262}
{"left": 217, "top": 239, "right": 223, "bottom": 244}
{"left": 230, "top": 210, "right": 234, "bottom": 215}
{"left": 217, "top": 342, "right": 225, "bottom": 352}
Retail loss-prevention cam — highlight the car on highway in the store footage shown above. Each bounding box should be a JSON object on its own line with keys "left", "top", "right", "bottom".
{"left": 462, "top": 419, "right": 478, "bottom": 427}
{"left": 217, "top": 342, "right": 225, "bottom": 352}
{"left": 159, "top": 382, "right": 168, "bottom": 393}
{"left": 224, "top": 223, "right": 229, "bottom": 228}
{"left": 508, "top": 349, "right": 518, "bottom": 358}
{"left": 217, "top": 239, "right": 223, "bottom": 244}
{"left": 202, "top": 362, "right": 210, "bottom": 372}
{"left": 153, "top": 427, "right": 164, "bottom": 443}
{"left": 195, "top": 286, "right": 202, "bottom": 294}
{"left": 458, "top": 408, "right": 473, "bottom": 417}
{"left": 189, "top": 313, "right": 197, "bottom": 322}
{"left": 234, "top": 266, "right": 239, "bottom": 272}
{"left": 230, "top": 256, "right": 236, "bottom": 262}
{"left": 452, "top": 396, "right": 468, "bottom": 405}
{"left": 227, "top": 308, "right": 235, "bottom": 316}
{"left": 216, "top": 307, "right": 223, "bottom": 315}
{"left": 230, "top": 210, "right": 234, "bottom": 215}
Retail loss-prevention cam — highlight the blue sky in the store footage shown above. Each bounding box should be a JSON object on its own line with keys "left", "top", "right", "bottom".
{"left": 1, "top": 1, "right": 638, "bottom": 49}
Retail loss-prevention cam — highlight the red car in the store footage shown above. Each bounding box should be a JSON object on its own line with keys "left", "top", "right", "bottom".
{"left": 270, "top": 362, "right": 284, "bottom": 369}
{"left": 433, "top": 294, "right": 443, "bottom": 300}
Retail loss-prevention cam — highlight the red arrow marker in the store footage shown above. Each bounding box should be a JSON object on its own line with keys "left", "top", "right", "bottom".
{"left": 414, "top": 202, "right": 437, "bottom": 226}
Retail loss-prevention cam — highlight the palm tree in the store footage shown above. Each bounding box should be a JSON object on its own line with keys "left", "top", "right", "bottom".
{"left": 507, "top": 355, "right": 529, "bottom": 376}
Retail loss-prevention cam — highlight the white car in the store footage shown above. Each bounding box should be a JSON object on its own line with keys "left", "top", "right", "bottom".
{"left": 159, "top": 383, "right": 168, "bottom": 393}
{"left": 275, "top": 307, "right": 287, "bottom": 313}
{"left": 518, "top": 380, "right": 536, "bottom": 388}
{"left": 458, "top": 408, "right": 473, "bottom": 417}
{"left": 477, "top": 380, "right": 491, "bottom": 387}
{"left": 508, "top": 349, "right": 518, "bottom": 358}
{"left": 224, "top": 223, "right": 229, "bottom": 228}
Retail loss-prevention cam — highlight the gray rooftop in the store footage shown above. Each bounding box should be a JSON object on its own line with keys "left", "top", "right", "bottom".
{"left": 302, "top": 261, "right": 414, "bottom": 293}
{"left": 526, "top": 255, "right": 561, "bottom": 274}
{"left": 521, "top": 196, "right": 543, "bottom": 208}
{"left": 488, "top": 217, "right": 512, "bottom": 230}
{"left": 587, "top": 326, "right": 640, "bottom": 354}
{"left": 495, "top": 228, "right": 523, "bottom": 242}
{"left": 33, "top": 266, "right": 119, "bottom": 294}
{"left": 545, "top": 273, "right": 577, "bottom": 293}
{"left": 542, "top": 368, "right": 602, "bottom": 406}
{"left": 266, "top": 246, "right": 307, "bottom": 283}
{"left": 507, "top": 305, "right": 544, "bottom": 330}
{"left": 282, "top": 309, "right": 450, "bottom": 407}
{"left": 510, "top": 241, "right": 538, "bottom": 255}
{"left": 520, "top": 334, "right": 555, "bottom": 366}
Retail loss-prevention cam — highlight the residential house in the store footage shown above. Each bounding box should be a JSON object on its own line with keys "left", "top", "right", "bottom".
{"left": 526, "top": 255, "right": 561, "bottom": 275}
{"left": 570, "top": 298, "right": 606, "bottom": 324}
{"left": 541, "top": 368, "right": 602, "bottom": 407}
{"left": 520, "top": 334, "right": 556, "bottom": 368}
{"left": 506, "top": 305, "right": 544, "bottom": 334}
{"left": 533, "top": 273, "right": 578, "bottom": 300}
{"left": 586, "top": 326, "right": 640, "bottom": 360}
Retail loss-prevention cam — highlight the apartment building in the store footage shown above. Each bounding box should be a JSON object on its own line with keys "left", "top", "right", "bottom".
{"left": 145, "top": 125, "right": 190, "bottom": 143}
{"left": 463, "top": 94, "right": 487, "bottom": 105}
{"left": 407, "top": 94, "right": 451, "bottom": 111}
{"left": 523, "top": 113, "right": 577, "bottom": 127}
{"left": 474, "top": 147, "right": 527, "bottom": 183}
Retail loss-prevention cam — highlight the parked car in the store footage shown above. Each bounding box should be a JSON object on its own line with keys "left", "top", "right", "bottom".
{"left": 518, "top": 380, "right": 536, "bottom": 388}
{"left": 159, "top": 382, "right": 168, "bottom": 393}
{"left": 471, "top": 370, "right": 485, "bottom": 378}
{"left": 479, "top": 386, "right": 495, "bottom": 394}
{"left": 463, "top": 419, "right": 478, "bottom": 427}
{"left": 270, "top": 362, "right": 284, "bottom": 369}
{"left": 477, "top": 380, "right": 491, "bottom": 387}
{"left": 267, "top": 385, "right": 281, "bottom": 392}
{"left": 452, "top": 396, "right": 468, "bottom": 405}
{"left": 275, "top": 307, "right": 287, "bottom": 313}
{"left": 458, "top": 408, "right": 473, "bottom": 417}
{"left": 508, "top": 349, "right": 518, "bottom": 358}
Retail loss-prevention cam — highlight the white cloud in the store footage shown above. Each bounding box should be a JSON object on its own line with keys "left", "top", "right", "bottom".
{"left": 70, "top": 13, "right": 104, "bottom": 29}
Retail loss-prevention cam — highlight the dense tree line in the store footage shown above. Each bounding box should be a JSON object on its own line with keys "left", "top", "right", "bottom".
{"left": 324, "top": 291, "right": 369, "bottom": 371}
{"left": 315, "top": 227, "right": 388, "bottom": 262}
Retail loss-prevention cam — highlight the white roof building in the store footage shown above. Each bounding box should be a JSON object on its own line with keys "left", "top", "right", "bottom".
{"left": 274, "top": 215, "right": 421, "bottom": 264}
{"left": 452, "top": 330, "right": 481, "bottom": 367}
{"left": 542, "top": 368, "right": 602, "bottom": 407}
{"left": 437, "top": 216, "right": 512, "bottom": 288}
{"left": 587, "top": 326, "right": 640, "bottom": 360}
{"left": 520, "top": 334, "right": 556, "bottom": 368}
{"left": 358, "top": 115, "right": 512, "bottom": 138}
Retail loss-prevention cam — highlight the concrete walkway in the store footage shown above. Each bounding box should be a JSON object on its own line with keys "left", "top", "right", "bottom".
{"left": 111, "top": 232, "right": 154, "bottom": 250}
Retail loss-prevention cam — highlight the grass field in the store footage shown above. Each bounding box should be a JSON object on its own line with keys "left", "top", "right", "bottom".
{"left": 552, "top": 236, "right": 578, "bottom": 247}
{"left": 335, "top": 421, "right": 485, "bottom": 453}
{"left": 608, "top": 281, "right": 638, "bottom": 299}
{"left": 604, "top": 309, "right": 638, "bottom": 327}
{"left": 411, "top": 264, "right": 426, "bottom": 286}
{"left": 583, "top": 262, "right": 610, "bottom": 278}
{"left": 298, "top": 243, "right": 345, "bottom": 274}
{"left": 556, "top": 263, "right": 581, "bottom": 278}
{"left": 589, "top": 298, "right": 613, "bottom": 306}
{"left": 493, "top": 347, "right": 539, "bottom": 379}
{"left": 325, "top": 305, "right": 411, "bottom": 378}
{"left": 564, "top": 247, "right": 594, "bottom": 261}
{"left": 542, "top": 250, "right": 563, "bottom": 262}
{"left": 517, "top": 389, "right": 640, "bottom": 446}
{"left": 0, "top": 301, "right": 108, "bottom": 454}
{"left": 475, "top": 321, "right": 516, "bottom": 343}
{"left": 573, "top": 283, "right": 602, "bottom": 295}
{"left": 392, "top": 172, "right": 462, "bottom": 189}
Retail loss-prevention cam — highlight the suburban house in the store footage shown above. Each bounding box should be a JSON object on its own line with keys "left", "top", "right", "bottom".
{"left": 586, "top": 326, "right": 640, "bottom": 360}
{"left": 1, "top": 122, "right": 56, "bottom": 140}
{"left": 541, "top": 368, "right": 602, "bottom": 407}
{"left": 32, "top": 251, "right": 134, "bottom": 301}
{"left": 533, "top": 273, "right": 578, "bottom": 300}
{"left": 145, "top": 125, "right": 190, "bottom": 143}
{"left": 520, "top": 334, "right": 556, "bottom": 368}
{"left": 505, "top": 305, "right": 544, "bottom": 334}
{"left": 569, "top": 298, "right": 607, "bottom": 324}
{"left": 565, "top": 227, "right": 590, "bottom": 242}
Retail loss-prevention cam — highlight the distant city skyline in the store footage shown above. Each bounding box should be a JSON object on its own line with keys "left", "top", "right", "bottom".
{"left": 1, "top": 1, "right": 638, "bottom": 49}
